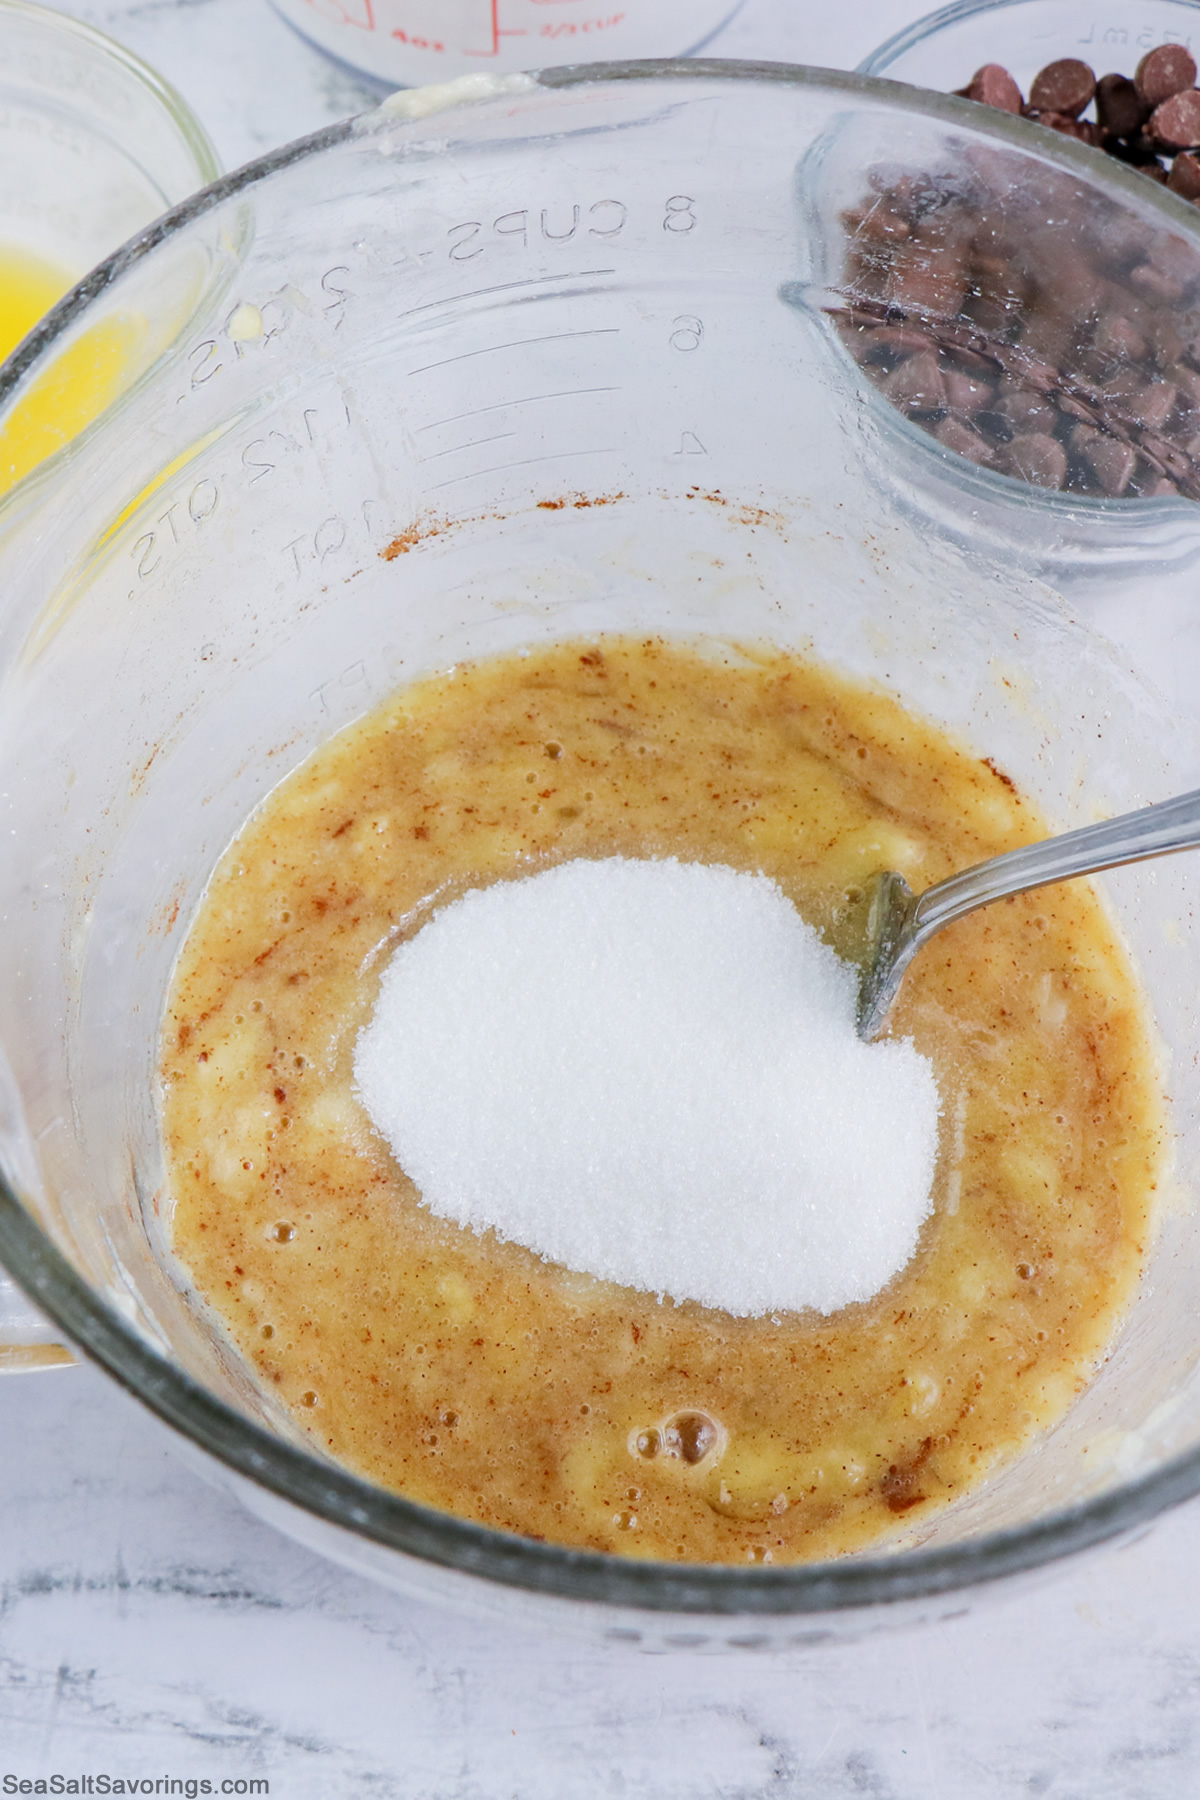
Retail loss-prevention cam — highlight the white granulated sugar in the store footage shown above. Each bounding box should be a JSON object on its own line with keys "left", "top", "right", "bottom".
{"left": 354, "top": 858, "right": 941, "bottom": 1317}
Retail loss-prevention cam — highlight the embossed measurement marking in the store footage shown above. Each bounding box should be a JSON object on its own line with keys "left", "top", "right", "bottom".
{"left": 181, "top": 272, "right": 623, "bottom": 401}
{"left": 426, "top": 444, "right": 618, "bottom": 491}
{"left": 419, "top": 431, "right": 519, "bottom": 464}
{"left": 393, "top": 270, "right": 618, "bottom": 324}
{"left": 407, "top": 326, "right": 620, "bottom": 378}
{"left": 1076, "top": 20, "right": 1196, "bottom": 49}
{"left": 414, "top": 387, "right": 621, "bottom": 434}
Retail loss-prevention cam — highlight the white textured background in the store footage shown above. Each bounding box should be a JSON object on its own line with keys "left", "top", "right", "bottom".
{"left": 6, "top": 2, "right": 1200, "bottom": 1793}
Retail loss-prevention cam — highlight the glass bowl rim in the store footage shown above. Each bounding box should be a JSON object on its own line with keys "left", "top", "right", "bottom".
{"left": 4, "top": 55, "right": 1200, "bottom": 1620}
{"left": 857, "top": 0, "right": 1200, "bottom": 80}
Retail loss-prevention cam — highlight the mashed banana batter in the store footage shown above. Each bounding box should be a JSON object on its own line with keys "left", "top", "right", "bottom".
{"left": 161, "top": 636, "right": 1164, "bottom": 1563}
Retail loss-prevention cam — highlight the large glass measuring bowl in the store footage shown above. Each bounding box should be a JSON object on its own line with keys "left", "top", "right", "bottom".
{"left": 4, "top": 64, "right": 1200, "bottom": 1646}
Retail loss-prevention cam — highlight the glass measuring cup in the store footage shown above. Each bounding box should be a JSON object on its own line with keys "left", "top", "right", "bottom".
{"left": 269, "top": 0, "right": 747, "bottom": 87}
{"left": 4, "top": 63, "right": 1200, "bottom": 1645}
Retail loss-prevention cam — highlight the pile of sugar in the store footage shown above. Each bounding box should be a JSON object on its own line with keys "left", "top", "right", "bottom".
{"left": 354, "top": 858, "right": 941, "bottom": 1317}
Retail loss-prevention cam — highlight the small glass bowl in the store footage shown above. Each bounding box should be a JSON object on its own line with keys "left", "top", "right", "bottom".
{"left": 0, "top": 1, "right": 219, "bottom": 323}
{"left": 858, "top": 0, "right": 1200, "bottom": 95}
{"left": 0, "top": 3, "right": 221, "bottom": 494}
{"left": 783, "top": 0, "right": 1200, "bottom": 544}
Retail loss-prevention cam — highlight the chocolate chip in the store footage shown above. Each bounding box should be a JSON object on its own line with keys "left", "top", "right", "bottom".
{"left": 885, "top": 244, "right": 967, "bottom": 321}
{"left": 1128, "top": 379, "right": 1179, "bottom": 429}
{"left": 1029, "top": 109, "right": 1098, "bottom": 142}
{"left": 994, "top": 380, "right": 1059, "bottom": 434}
{"left": 1169, "top": 149, "right": 1200, "bottom": 197}
{"left": 994, "top": 431, "right": 1068, "bottom": 488}
{"left": 859, "top": 323, "right": 938, "bottom": 363}
{"left": 1096, "top": 72, "right": 1149, "bottom": 136}
{"left": 1029, "top": 58, "right": 1095, "bottom": 119}
{"left": 1148, "top": 88, "right": 1200, "bottom": 151}
{"left": 935, "top": 416, "right": 994, "bottom": 463}
{"left": 974, "top": 408, "right": 1014, "bottom": 444}
{"left": 943, "top": 368, "right": 994, "bottom": 413}
{"left": 943, "top": 343, "right": 1001, "bottom": 375}
{"left": 1136, "top": 43, "right": 1198, "bottom": 108}
{"left": 963, "top": 64, "right": 1024, "bottom": 113}
{"left": 1092, "top": 312, "right": 1148, "bottom": 365}
{"left": 1169, "top": 360, "right": 1200, "bottom": 408}
{"left": 880, "top": 349, "right": 947, "bottom": 414}
{"left": 1130, "top": 260, "right": 1186, "bottom": 304}
{"left": 1004, "top": 349, "right": 1060, "bottom": 394}
{"left": 1107, "top": 130, "right": 1168, "bottom": 166}
{"left": 1081, "top": 432, "right": 1137, "bottom": 495}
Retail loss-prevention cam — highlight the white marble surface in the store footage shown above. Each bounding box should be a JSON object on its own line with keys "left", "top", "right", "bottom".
{"left": 8, "top": 1, "right": 1200, "bottom": 1792}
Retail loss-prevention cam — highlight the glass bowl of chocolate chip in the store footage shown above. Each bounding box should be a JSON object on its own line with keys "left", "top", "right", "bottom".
{"left": 838, "top": 0, "right": 1200, "bottom": 513}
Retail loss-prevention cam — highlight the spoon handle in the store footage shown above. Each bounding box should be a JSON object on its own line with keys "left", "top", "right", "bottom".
{"left": 912, "top": 782, "right": 1200, "bottom": 946}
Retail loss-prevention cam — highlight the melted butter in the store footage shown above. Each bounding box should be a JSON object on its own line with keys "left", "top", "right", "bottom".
{"left": 0, "top": 245, "right": 70, "bottom": 364}
{"left": 161, "top": 636, "right": 1164, "bottom": 1564}
{"left": 0, "top": 242, "right": 147, "bottom": 496}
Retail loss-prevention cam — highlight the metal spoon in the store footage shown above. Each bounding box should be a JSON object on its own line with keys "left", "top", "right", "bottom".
{"left": 856, "top": 784, "right": 1200, "bottom": 1041}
